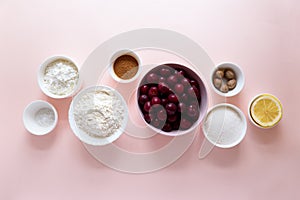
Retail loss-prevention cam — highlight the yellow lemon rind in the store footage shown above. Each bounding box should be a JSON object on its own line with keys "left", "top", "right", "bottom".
{"left": 250, "top": 94, "right": 283, "bottom": 128}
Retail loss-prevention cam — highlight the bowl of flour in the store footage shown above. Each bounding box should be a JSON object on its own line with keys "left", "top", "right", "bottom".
{"left": 38, "top": 55, "right": 81, "bottom": 99}
{"left": 68, "top": 85, "right": 128, "bottom": 146}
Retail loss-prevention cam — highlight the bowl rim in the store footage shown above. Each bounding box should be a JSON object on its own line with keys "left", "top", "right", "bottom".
{"left": 210, "top": 62, "right": 245, "bottom": 97}
{"left": 109, "top": 49, "right": 142, "bottom": 84}
{"left": 68, "top": 85, "right": 129, "bottom": 146}
{"left": 136, "top": 62, "right": 209, "bottom": 136}
{"left": 23, "top": 100, "right": 58, "bottom": 136}
{"left": 37, "top": 55, "right": 81, "bottom": 99}
{"left": 202, "top": 103, "right": 247, "bottom": 148}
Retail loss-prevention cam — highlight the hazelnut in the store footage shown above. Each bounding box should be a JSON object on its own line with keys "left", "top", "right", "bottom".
{"left": 227, "top": 79, "right": 237, "bottom": 90}
{"left": 225, "top": 69, "right": 235, "bottom": 79}
{"left": 215, "top": 69, "right": 224, "bottom": 79}
{"left": 213, "top": 78, "right": 222, "bottom": 88}
{"left": 220, "top": 83, "right": 229, "bottom": 93}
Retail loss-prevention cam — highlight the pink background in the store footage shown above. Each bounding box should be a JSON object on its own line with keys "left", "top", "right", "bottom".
{"left": 1, "top": 0, "right": 299, "bottom": 199}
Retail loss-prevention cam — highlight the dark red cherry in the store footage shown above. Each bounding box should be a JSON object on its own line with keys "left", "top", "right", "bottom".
{"left": 168, "top": 93, "right": 178, "bottom": 103}
{"left": 147, "top": 73, "right": 159, "bottom": 83}
{"left": 148, "top": 86, "right": 158, "bottom": 98}
{"left": 140, "top": 85, "right": 149, "bottom": 94}
{"left": 174, "top": 83, "right": 184, "bottom": 95}
{"left": 151, "top": 97, "right": 161, "bottom": 105}
{"left": 138, "top": 94, "right": 149, "bottom": 105}
{"left": 143, "top": 101, "right": 152, "bottom": 113}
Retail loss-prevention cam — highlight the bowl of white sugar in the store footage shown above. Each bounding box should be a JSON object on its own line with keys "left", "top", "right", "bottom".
{"left": 38, "top": 55, "right": 81, "bottom": 99}
{"left": 68, "top": 85, "right": 128, "bottom": 146}
{"left": 202, "top": 103, "right": 247, "bottom": 148}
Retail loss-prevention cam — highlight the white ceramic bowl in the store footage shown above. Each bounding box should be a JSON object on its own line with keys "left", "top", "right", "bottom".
{"left": 202, "top": 103, "right": 247, "bottom": 148}
{"left": 211, "top": 62, "right": 245, "bottom": 97}
{"left": 23, "top": 100, "right": 58, "bottom": 135}
{"left": 109, "top": 49, "right": 141, "bottom": 83}
{"left": 68, "top": 85, "right": 128, "bottom": 146}
{"left": 137, "top": 63, "right": 208, "bottom": 136}
{"left": 38, "top": 55, "right": 81, "bottom": 99}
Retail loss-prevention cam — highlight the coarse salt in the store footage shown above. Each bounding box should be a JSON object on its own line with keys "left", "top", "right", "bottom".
{"left": 35, "top": 108, "right": 55, "bottom": 127}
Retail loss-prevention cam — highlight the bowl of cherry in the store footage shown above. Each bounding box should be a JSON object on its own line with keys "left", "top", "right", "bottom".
{"left": 137, "top": 63, "right": 208, "bottom": 136}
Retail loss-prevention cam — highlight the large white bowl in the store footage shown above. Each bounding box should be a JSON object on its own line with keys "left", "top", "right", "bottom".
{"left": 23, "top": 100, "right": 58, "bottom": 135}
{"left": 68, "top": 85, "right": 128, "bottom": 146}
{"left": 38, "top": 55, "right": 81, "bottom": 99}
{"left": 137, "top": 63, "right": 208, "bottom": 136}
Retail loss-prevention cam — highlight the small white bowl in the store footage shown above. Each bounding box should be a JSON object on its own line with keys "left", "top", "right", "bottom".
{"left": 202, "top": 103, "right": 247, "bottom": 148}
{"left": 38, "top": 55, "right": 81, "bottom": 99}
{"left": 211, "top": 62, "right": 245, "bottom": 97}
{"left": 23, "top": 100, "right": 58, "bottom": 135}
{"left": 68, "top": 85, "right": 128, "bottom": 146}
{"left": 109, "top": 49, "right": 141, "bottom": 83}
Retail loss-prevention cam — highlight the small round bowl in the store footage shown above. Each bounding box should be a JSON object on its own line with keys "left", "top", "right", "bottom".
{"left": 38, "top": 55, "right": 81, "bottom": 99}
{"left": 109, "top": 49, "right": 141, "bottom": 83}
{"left": 248, "top": 93, "right": 283, "bottom": 129}
{"left": 137, "top": 63, "right": 208, "bottom": 136}
{"left": 202, "top": 103, "right": 247, "bottom": 148}
{"left": 68, "top": 85, "right": 128, "bottom": 146}
{"left": 211, "top": 62, "right": 245, "bottom": 97}
{"left": 23, "top": 100, "right": 58, "bottom": 135}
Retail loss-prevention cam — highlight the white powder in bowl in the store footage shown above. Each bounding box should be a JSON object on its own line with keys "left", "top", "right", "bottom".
{"left": 73, "top": 88, "right": 125, "bottom": 138}
{"left": 203, "top": 105, "right": 246, "bottom": 147}
{"left": 35, "top": 108, "right": 55, "bottom": 127}
{"left": 43, "top": 59, "right": 79, "bottom": 96}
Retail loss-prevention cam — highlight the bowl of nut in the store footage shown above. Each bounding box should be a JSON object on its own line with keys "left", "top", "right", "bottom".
{"left": 211, "top": 62, "right": 245, "bottom": 97}
{"left": 137, "top": 63, "right": 208, "bottom": 136}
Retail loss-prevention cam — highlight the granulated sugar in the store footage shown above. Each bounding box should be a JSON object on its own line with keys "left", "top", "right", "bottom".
{"left": 203, "top": 105, "right": 244, "bottom": 146}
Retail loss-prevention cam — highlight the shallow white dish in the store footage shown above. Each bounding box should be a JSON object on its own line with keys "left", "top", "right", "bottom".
{"left": 23, "top": 100, "right": 58, "bottom": 135}
{"left": 68, "top": 85, "right": 128, "bottom": 146}
{"left": 202, "top": 103, "right": 247, "bottom": 148}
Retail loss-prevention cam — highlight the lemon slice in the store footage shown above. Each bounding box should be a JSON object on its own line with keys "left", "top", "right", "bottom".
{"left": 250, "top": 94, "right": 283, "bottom": 128}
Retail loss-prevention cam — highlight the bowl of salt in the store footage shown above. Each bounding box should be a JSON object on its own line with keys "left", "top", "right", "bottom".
{"left": 23, "top": 100, "right": 58, "bottom": 135}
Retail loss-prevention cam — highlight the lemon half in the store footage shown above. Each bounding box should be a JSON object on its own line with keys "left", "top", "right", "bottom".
{"left": 250, "top": 94, "right": 283, "bottom": 128}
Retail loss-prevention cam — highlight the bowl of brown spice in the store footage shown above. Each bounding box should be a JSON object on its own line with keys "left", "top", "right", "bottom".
{"left": 109, "top": 49, "right": 141, "bottom": 83}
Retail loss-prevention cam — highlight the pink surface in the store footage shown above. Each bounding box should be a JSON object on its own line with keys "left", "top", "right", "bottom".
{"left": 1, "top": 0, "right": 299, "bottom": 199}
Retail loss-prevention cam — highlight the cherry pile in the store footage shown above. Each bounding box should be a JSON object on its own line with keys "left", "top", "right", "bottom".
{"left": 138, "top": 64, "right": 201, "bottom": 132}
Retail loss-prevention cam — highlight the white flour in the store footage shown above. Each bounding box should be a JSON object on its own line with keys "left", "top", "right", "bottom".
{"left": 73, "top": 88, "right": 125, "bottom": 138}
{"left": 43, "top": 59, "right": 79, "bottom": 96}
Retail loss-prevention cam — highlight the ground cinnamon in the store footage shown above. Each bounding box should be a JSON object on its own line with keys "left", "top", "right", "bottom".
{"left": 113, "top": 55, "right": 138, "bottom": 80}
